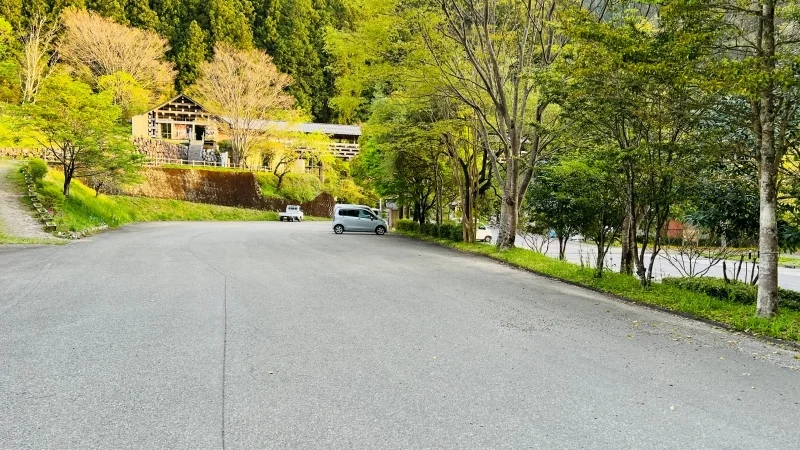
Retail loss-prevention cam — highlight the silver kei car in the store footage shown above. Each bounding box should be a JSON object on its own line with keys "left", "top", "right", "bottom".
{"left": 332, "top": 207, "right": 387, "bottom": 235}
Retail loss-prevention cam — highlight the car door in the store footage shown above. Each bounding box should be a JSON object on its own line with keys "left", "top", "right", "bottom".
{"left": 340, "top": 209, "right": 357, "bottom": 230}
{"left": 357, "top": 209, "right": 376, "bottom": 231}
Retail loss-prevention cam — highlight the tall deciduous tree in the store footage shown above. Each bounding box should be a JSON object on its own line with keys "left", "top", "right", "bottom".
{"left": 560, "top": 1, "right": 718, "bottom": 285}
{"left": 191, "top": 42, "right": 295, "bottom": 165}
{"left": 707, "top": 0, "right": 800, "bottom": 317}
{"left": 58, "top": 8, "right": 175, "bottom": 101}
{"left": 424, "top": 0, "right": 600, "bottom": 249}
{"left": 26, "top": 74, "right": 142, "bottom": 196}
{"left": 18, "top": 12, "right": 57, "bottom": 104}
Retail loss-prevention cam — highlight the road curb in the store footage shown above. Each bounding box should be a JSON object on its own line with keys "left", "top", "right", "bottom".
{"left": 393, "top": 233, "right": 800, "bottom": 352}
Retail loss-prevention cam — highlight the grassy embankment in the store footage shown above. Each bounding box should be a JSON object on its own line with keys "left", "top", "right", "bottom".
{"left": 12, "top": 167, "right": 288, "bottom": 234}
{"left": 397, "top": 231, "right": 800, "bottom": 344}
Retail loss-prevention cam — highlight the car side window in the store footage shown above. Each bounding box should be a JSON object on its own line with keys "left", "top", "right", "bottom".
{"left": 343, "top": 209, "right": 359, "bottom": 217}
{"left": 338, "top": 209, "right": 347, "bottom": 216}
{"left": 359, "top": 210, "right": 374, "bottom": 219}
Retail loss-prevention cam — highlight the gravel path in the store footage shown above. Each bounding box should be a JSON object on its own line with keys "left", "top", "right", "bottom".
{"left": 0, "top": 161, "right": 53, "bottom": 239}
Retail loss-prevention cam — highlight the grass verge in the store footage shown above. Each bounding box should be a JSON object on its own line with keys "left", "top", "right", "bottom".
{"left": 397, "top": 231, "right": 800, "bottom": 344}
{"left": 0, "top": 229, "right": 67, "bottom": 245}
{"left": 19, "top": 169, "right": 314, "bottom": 233}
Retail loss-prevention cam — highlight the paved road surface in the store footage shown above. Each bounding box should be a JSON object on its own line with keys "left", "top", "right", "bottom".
{"left": 1, "top": 222, "right": 799, "bottom": 449}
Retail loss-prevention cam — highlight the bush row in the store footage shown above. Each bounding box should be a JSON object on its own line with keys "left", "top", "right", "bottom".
{"left": 662, "top": 277, "right": 800, "bottom": 311}
{"left": 396, "top": 219, "right": 463, "bottom": 242}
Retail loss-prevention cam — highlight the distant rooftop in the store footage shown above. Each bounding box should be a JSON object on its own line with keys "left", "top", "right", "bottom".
{"left": 219, "top": 118, "right": 361, "bottom": 137}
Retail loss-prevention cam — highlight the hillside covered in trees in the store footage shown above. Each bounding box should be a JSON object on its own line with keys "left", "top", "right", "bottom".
{"left": 0, "top": 0, "right": 353, "bottom": 122}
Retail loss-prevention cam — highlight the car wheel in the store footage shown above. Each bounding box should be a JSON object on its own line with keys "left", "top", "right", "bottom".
{"left": 334, "top": 224, "right": 344, "bottom": 234}
{"left": 375, "top": 225, "right": 386, "bottom": 235}
{"left": 484, "top": 236, "right": 492, "bottom": 243}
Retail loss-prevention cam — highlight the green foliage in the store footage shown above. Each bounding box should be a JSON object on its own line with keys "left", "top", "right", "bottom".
{"left": 24, "top": 158, "right": 48, "bottom": 181}
{"left": 438, "top": 222, "right": 463, "bottom": 242}
{"left": 35, "top": 169, "right": 280, "bottom": 232}
{"left": 174, "top": 20, "right": 206, "bottom": 91}
{"left": 326, "top": 177, "right": 365, "bottom": 204}
{"left": 279, "top": 172, "right": 321, "bottom": 202}
{"left": 0, "top": 0, "right": 351, "bottom": 122}
{"left": 24, "top": 73, "right": 141, "bottom": 196}
{"left": 395, "top": 219, "right": 418, "bottom": 233}
{"left": 254, "top": 0, "right": 332, "bottom": 119}
{"left": 400, "top": 219, "right": 463, "bottom": 242}
{"left": 97, "top": 71, "right": 151, "bottom": 119}
{"left": 0, "top": 16, "right": 19, "bottom": 104}
{"left": 325, "top": 0, "right": 422, "bottom": 123}
{"left": 254, "top": 172, "right": 281, "bottom": 198}
{"left": 662, "top": 277, "right": 800, "bottom": 312}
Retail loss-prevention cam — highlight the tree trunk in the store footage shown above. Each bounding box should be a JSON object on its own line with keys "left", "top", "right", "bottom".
{"left": 756, "top": 1, "right": 779, "bottom": 318}
{"left": 496, "top": 196, "right": 517, "bottom": 248}
{"left": 496, "top": 161, "right": 518, "bottom": 249}
{"left": 757, "top": 125, "right": 779, "bottom": 317}
{"left": 620, "top": 209, "right": 634, "bottom": 275}
{"left": 63, "top": 172, "right": 72, "bottom": 197}
{"left": 595, "top": 241, "right": 605, "bottom": 278}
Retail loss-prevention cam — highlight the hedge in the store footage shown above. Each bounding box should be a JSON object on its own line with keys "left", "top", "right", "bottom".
{"left": 662, "top": 277, "right": 800, "bottom": 311}
{"left": 396, "top": 219, "right": 463, "bottom": 242}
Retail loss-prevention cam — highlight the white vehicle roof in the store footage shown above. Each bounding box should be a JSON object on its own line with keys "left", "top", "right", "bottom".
{"left": 334, "top": 204, "right": 373, "bottom": 210}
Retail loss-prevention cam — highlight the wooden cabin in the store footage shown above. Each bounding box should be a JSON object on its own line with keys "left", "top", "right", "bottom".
{"left": 132, "top": 95, "right": 362, "bottom": 166}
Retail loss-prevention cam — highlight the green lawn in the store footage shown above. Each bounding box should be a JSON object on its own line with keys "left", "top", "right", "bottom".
{"left": 19, "top": 169, "right": 291, "bottom": 233}
{"left": 398, "top": 231, "right": 800, "bottom": 344}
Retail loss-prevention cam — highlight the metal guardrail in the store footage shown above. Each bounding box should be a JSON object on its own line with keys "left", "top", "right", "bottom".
{"left": 144, "top": 158, "right": 274, "bottom": 172}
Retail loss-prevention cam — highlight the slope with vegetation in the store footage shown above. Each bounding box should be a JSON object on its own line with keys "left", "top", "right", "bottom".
{"left": 14, "top": 162, "right": 282, "bottom": 234}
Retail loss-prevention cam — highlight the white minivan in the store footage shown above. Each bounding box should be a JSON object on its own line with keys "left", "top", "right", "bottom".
{"left": 333, "top": 207, "right": 387, "bottom": 235}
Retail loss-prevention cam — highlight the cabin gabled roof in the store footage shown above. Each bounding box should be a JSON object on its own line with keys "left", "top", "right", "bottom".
{"left": 146, "top": 94, "right": 208, "bottom": 114}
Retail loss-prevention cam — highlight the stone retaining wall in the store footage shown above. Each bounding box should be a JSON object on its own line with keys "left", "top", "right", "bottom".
{"left": 0, "top": 148, "right": 46, "bottom": 159}
{"left": 133, "top": 138, "right": 188, "bottom": 160}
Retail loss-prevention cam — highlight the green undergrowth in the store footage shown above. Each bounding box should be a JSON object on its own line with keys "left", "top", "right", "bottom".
{"left": 398, "top": 231, "right": 800, "bottom": 344}
{"left": 254, "top": 172, "right": 321, "bottom": 202}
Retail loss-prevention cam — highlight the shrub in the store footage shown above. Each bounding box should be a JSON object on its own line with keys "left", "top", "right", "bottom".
{"left": 26, "top": 158, "right": 48, "bottom": 182}
{"left": 438, "top": 222, "right": 463, "bottom": 242}
{"left": 254, "top": 172, "right": 280, "bottom": 198}
{"left": 662, "top": 277, "right": 800, "bottom": 311}
{"left": 280, "top": 173, "right": 321, "bottom": 203}
{"left": 396, "top": 219, "right": 419, "bottom": 233}
{"left": 420, "top": 222, "right": 437, "bottom": 236}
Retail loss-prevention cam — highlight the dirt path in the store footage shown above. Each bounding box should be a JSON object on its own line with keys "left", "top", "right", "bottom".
{"left": 0, "top": 161, "right": 54, "bottom": 239}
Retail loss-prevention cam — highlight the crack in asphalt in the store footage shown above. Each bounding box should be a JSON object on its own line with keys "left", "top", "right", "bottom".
{"left": 186, "top": 232, "right": 229, "bottom": 450}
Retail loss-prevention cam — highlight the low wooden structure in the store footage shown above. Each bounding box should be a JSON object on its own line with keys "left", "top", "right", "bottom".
{"left": 132, "top": 95, "right": 362, "bottom": 166}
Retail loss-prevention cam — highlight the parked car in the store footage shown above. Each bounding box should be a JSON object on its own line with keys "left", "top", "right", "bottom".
{"left": 476, "top": 223, "right": 493, "bottom": 243}
{"left": 333, "top": 203, "right": 375, "bottom": 217}
{"left": 333, "top": 207, "right": 387, "bottom": 235}
{"left": 279, "top": 205, "right": 304, "bottom": 222}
